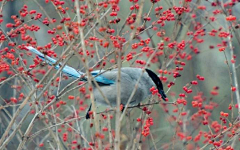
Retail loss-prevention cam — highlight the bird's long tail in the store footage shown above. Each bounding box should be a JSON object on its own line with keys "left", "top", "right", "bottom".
{"left": 26, "top": 46, "right": 84, "bottom": 79}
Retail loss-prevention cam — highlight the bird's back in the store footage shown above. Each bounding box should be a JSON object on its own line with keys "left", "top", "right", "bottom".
{"left": 93, "top": 67, "right": 155, "bottom": 106}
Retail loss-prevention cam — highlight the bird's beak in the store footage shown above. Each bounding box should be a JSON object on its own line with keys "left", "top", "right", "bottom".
{"left": 159, "top": 89, "right": 167, "bottom": 101}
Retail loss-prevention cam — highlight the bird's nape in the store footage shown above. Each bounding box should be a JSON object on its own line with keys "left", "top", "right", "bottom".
{"left": 145, "top": 69, "right": 167, "bottom": 101}
{"left": 159, "top": 89, "right": 167, "bottom": 101}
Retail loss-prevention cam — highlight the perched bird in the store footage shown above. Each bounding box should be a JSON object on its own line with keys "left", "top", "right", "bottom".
{"left": 27, "top": 46, "right": 167, "bottom": 119}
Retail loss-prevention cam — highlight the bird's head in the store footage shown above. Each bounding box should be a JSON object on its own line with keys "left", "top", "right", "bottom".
{"left": 145, "top": 69, "right": 167, "bottom": 101}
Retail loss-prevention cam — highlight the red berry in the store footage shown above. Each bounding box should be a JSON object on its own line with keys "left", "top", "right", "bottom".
{"left": 39, "top": 143, "right": 44, "bottom": 147}
{"left": 231, "top": 86, "right": 236, "bottom": 92}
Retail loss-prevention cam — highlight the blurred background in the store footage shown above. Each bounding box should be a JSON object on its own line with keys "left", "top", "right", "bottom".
{"left": 0, "top": 0, "right": 240, "bottom": 149}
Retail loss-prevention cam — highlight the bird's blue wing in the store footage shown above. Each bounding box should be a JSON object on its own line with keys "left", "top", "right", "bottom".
{"left": 91, "top": 70, "right": 115, "bottom": 85}
{"left": 27, "top": 46, "right": 84, "bottom": 79}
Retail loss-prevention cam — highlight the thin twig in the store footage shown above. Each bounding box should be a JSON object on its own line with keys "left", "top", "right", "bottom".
{"left": 75, "top": 1, "right": 102, "bottom": 149}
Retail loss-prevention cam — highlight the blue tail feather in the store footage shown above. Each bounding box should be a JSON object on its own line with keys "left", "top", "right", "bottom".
{"left": 27, "top": 46, "right": 84, "bottom": 79}
{"left": 26, "top": 46, "right": 115, "bottom": 85}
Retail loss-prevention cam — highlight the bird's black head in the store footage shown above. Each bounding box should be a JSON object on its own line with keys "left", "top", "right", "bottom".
{"left": 146, "top": 69, "right": 167, "bottom": 101}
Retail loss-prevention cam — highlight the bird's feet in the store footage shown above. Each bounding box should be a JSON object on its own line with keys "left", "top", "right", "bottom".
{"left": 85, "top": 104, "right": 92, "bottom": 119}
{"left": 86, "top": 112, "right": 90, "bottom": 119}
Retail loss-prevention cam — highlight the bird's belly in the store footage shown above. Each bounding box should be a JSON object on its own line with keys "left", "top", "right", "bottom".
{"left": 93, "top": 86, "right": 148, "bottom": 107}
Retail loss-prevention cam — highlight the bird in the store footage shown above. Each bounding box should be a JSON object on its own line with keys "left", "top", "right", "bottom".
{"left": 26, "top": 46, "right": 167, "bottom": 119}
